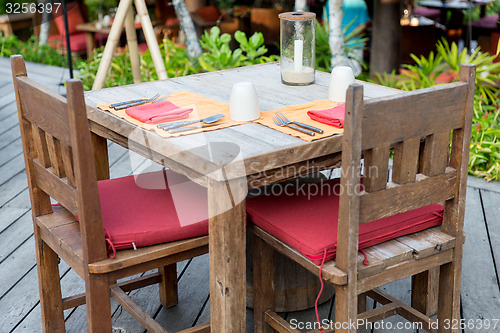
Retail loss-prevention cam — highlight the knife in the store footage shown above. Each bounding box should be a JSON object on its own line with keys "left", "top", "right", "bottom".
{"left": 167, "top": 123, "right": 225, "bottom": 133}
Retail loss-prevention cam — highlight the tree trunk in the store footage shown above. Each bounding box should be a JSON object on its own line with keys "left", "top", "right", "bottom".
{"left": 369, "top": 0, "right": 401, "bottom": 75}
{"left": 295, "top": 0, "right": 307, "bottom": 11}
{"left": 172, "top": 0, "right": 202, "bottom": 58}
{"left": 328, "top": 0, "right": 348, "bottom": 68}
{"left": 38, "top": 0, "right": 50, "bottom": 45}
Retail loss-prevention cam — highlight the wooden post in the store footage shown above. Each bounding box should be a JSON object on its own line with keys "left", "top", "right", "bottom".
{"left": 92, "top": 0, "right": 132, "bottom": 90}
{"left": 124, "top": 7, "right": 142, "bottom": 84}
{"left": 133, "top": 0, "right": 167, "bottom": 80}
{"left": 92, "top": 0, "right": 167, "bottom": 90}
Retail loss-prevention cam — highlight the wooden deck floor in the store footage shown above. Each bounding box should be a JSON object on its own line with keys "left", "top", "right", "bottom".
{"left": 0, "top": 57, "right": 499, "bottom": 332}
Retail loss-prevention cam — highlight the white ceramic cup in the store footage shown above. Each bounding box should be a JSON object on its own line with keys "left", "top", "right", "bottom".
{"left": 230, "top": 82, "right": 261, "bottom": 122}
{"left": 328, "top": 66, "right": 355, "bottom": 103}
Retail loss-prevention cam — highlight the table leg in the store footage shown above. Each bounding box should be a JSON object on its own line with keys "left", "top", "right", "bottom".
{"left": 208, "top": 177, "right": 247, "bottom": 332}
{"left": 85, "top": 31, "right": 96, "bottom": 58}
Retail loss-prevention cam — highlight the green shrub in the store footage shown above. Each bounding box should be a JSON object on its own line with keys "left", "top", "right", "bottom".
{"left": 371, "top": 39, "right": 500, "bottom": 182}
{"left": 0, "top": 34, "right": 77, "bottom": 67}
{"left": 76, "top": 27, "right": 279, "bottom": 90}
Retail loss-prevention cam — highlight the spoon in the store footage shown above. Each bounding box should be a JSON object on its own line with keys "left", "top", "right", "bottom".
{"left": 158, "top": 113, "right": 224, "bottom": 130}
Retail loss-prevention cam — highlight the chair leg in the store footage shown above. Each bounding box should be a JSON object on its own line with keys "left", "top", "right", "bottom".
{"left": 159, "top": 263, "right": 179, "bottom": 308}
{"left": 358, "top": 294, "right": 367, "bottom": 313}
{"left": 86, "top": 274, "right": 112, "bottom": 333}
{"left": 438, "top": 261, "right": 462, "bottom": 333}
{"left": 411, "top": 268, "right": 439, "bottom": 316}
{"left": 35, "top": 234, "right": 65, "bottom": 333}
{"left": 335, "top": 284, "right": 358, "bottom": 333}
{"left": 253, "top": 235, "right": 275, "bottom": 333}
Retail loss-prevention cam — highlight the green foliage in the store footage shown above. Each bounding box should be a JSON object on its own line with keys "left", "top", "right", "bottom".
{"left": 400, "top": 52, "right": 446, "bottom": 89}
{"left": 315, "top": 18, "right": 368, "bottom": 73}
{"left": 76, "top": 39, "right": 201, "bottom": 90}
{"left": 436, "top": 39, "right": 500, "bottom": 102}
{"left": 198, "top": 27, "right": 278, "bottom": 71}
{"left": 0, "top": 34, "right": 76, "bottom": 67}
{"left": 84, "top": 0, "right": 118, "bottom": 21}
{"left": 315, "top": 19, "right": 331, "bottom": 73}
{"left": 373, "top": 70, "right": 401, "bottom": 89}
{"left": 470, "top": 95, "right": 500, "bottom": 181}
{"left": 371, "top": 39, "right": 500, "bottom": 181}
{"left": 75, "top": 28, "right": 278, "bottom": 90}
{"left": 199, "top": 27, "right": 243, "bottom": 71}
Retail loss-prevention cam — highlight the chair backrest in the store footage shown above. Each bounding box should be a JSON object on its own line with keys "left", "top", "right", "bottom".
{"left": 336, "top": 64, "right": 475, "bottom": 275}
{"left": 11, "top": 55, "right": 107, "bottom": 264}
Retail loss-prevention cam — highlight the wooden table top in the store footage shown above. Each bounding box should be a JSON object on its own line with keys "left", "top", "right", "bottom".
{"left": 84, "top": 63, "right": 400, "bottom": 182}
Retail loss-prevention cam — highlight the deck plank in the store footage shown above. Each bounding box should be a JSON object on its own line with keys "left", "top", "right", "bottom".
{"left": 0, "top": 139, "right": 23, "bottom": 167}
{"left": 461, "top": 187, "right": 500, "bottom": 324}
{"left": 479, "top": 189, "right": 500, "bottom": 290}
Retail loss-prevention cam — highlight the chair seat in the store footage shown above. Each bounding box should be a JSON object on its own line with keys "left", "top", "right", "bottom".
{"left": 246, "top": 178, "right": 444, "bottom": 265}
{"left": 49, "top": 32, "right": 108, "bottom": 53}
{"left": 251, "top": 223, "right": 455, "bottom": 285}
{"left": 36, "top": 170, "right": 209, "bottom": 276}
{"left": 98, "top": 170, "right": 209, "bottom": 253}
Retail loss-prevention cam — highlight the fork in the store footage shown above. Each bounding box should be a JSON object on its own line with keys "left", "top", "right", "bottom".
{"left": 113, "top": 93, "right": 160, "bottom": 110}
{"left": 273, "top": 114, "right": 315, "bottom": 136}
{"left": 109, "top": 93, "right": 159, "bottom": 108}
{"left": 152, "top": 96, "right": 167, "bottom": 103}
{"left": 275, "top": 112, "right": 323, "bottom": 134}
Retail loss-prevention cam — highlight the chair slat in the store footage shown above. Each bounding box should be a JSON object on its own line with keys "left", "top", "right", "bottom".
{"left": 363, "top": 239, "right": 414, "bottom": 269}
{"left": 32, "top": 160, "right": 78, "bottom": 215}
{"left": 32, "top": 125, "right": 51, "bottom": 168}
{"left": 45, "top": 134, "right": 66, "bottom": 178}
{"left": 395, "top": 227, "right": 456, "bottom": 259}
{"left": 359, "top": 169, "right": 457, "bottom": 224}
{"left": 392, "top": 137, "right": 420, "bottom": 184}
{"left": 362, "top": 82, "right": 467, "bottom": 150}
{"left": 61, "top": 145, "right": 75, "bottom": 187}
{"left": 363, "top": 145, "right": 390, "bottom": 192}
{"left": 421, "top": 131, "right": 451, "bottom": 176}
{"left": 17, "top": 77, "right": 72, "bottom": 147}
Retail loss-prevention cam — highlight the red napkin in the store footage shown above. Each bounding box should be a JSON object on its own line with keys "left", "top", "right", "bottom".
{"left": 125, "top": 101, "right": 193, "bottom": 124}
{"left": 307, "top": 103, "right": 345, "bottom": 128}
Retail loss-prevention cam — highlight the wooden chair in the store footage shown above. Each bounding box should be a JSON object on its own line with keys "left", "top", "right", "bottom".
{"left": 11, "top": 55, "right": 210, "bottom": 333}
{"left": 248, "top": 64, "right": 476, "bottom": 332}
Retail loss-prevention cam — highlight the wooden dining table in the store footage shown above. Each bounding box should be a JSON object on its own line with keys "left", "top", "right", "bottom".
{"left": 83, "top": 63, "right": 401, "bottom": 331}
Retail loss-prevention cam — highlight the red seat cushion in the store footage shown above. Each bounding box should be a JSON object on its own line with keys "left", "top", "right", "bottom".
{"left": 49, "top": 33, "right": 87, "bottom": 52}
{"left": 246, "top": 178, "right": 444, "bottom": 264}
{"left": 49, "top": 32, "right": 108, "bottom": 53}
{"left": 53, "top": 3, "right": 85, "bottom": 36}
{"left": 98, "top": 170, "right": 208, "bottom": 253}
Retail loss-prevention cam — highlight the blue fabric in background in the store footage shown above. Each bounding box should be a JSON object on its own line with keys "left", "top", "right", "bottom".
{"left": 324, "top": 0, "right": 371, "bottom": 35}
{"left": 343, "top": 0, "right": 370, "bottom": 34}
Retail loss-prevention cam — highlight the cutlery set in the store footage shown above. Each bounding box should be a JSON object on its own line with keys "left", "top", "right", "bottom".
{"left": 109, "top": 95, "right": 324, "bottom": 136}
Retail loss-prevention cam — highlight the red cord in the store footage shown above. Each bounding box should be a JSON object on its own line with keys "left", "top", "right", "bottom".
{"left": 359, "top": 249, "right": 369, "bottom": 265}
{"left": 315, "top": 248, "right": 327, "bottom": 333}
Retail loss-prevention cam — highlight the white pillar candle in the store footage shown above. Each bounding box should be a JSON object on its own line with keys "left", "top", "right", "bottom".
{"left": 294, "top": 39, "right": 303, "bottom": 73}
